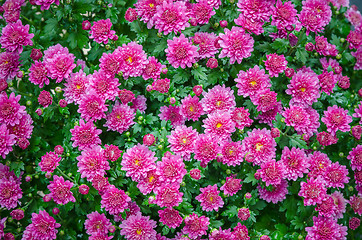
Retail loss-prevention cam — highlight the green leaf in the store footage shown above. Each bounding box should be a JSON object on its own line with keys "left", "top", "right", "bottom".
{"left": 289, "top": 134, "right": 308, "bottom": 149}
{"left": 291, "top": 216, "right": 305, "bottom": 230}
{"left": 191, "top": 67, "right": 208, "bottom": 82}
{"left": 271, "top": 38, "right": 289, "bottom": 54}
{"left": 244, "top": 172, "right": 258, "bottom": 186}
{"left": 221, "top": 205, "right": 238, "bottom": 218}
{"left": 173, "top": 70, "right": 189, "bottom": 84}
{"left": 295, "top": 48, "right": 307, "bottom": 64}
{"left": 133, "top": 123, "right": 143, "bottom": 134}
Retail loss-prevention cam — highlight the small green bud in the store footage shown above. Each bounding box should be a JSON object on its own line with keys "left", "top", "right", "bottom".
{"left": 214, "top": 22, "right": 219, "bottom": 28}
{"left": 180, "top": 182, "right": 186, "bottom": 187}
{"left": 125, "top": 131, "right": 131, "bottom": 137}
{"left": 105, "top": 44, "right": 111, "bottom": 50}
{"left": 26, "top": 100, "right": 32, "bottom": 106}
{"left": 351, "top": 94, "right": 355, "bottom": 98}
{"left": 220, "top": 68, "right": 224, "bottom": 72}
{"left": 339, "top": 152, "right": 344, "bottom": 157}
{"left": 157, "top": 144, "right": 163, "bottom": 150}
{"left": 28, "top": 193, "right": 32, "bottom": 197}
{"left": 157, "top": 32, "right": 162, "bottom": 38}
{"left": 55, "top": 86, "right": 62, "bottom": 93}
{"left": 138, "top": 116, "right": 144, "bottom": 121}
{"left": 226, "top": 169, "right": 231, "bottom": 175}
{"left": 336, "top": 54, "right": 342, "bottom": 59}
{"left": 340, "top": 38, "right": 345, "bottom": 43}
{"left": 348, "top": 186, "right": 354, "bottom": 191}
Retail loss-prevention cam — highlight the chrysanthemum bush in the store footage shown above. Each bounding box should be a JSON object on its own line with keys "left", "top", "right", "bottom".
{"left": 1, "top": 0, "right": 362, "bottom": 239}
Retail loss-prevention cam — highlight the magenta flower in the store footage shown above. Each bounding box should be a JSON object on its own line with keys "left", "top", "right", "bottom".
{"left": 77, "top": 146, "right": 110, "bottom": 181}
{"left": 236, "top": 0, "right": 273, "bottom": 22}
{"left": 353, "top": 101, "right": 362, "bottom": 124}
{"left": 130, "top": 95, "right": 147, "bottom": 113}
{"left": 78, "top": 90, "right": 108, "bottom": 122}
{"left": 152, "top": 78, "right": 170, "bottom": 93}
{"left": 154, "top": 183, "right": 183, "bottom": 208}
{"left": 182, "top": 213, "right": 210, "bottom": 239}
{"left": 46, "top": 51, "right": 76, "bottom": 83}
{"left": 308, "top": 151, "right": 332, "bottom": 178}
{"left": 219, "top": 141, "right": 244, "bottom": 166}
{"left": 233, "top": 223, "right": 250, "bottom": 240}
{"left": 101, "top": 185, "right": 131, "bottom": 215}
{"left": 280, "top": 147, "right": 309, "bottom": 181}
{"left": 104, "top": 144, "right": 122, "bottom": 162}
{"left": 158, "top": 208, "right": 183, "bottom": 229}
{"left": 218, "top": 26, "right": 254, "bottom": 64}
{"left": 201, "top": 84, "right": 236, "bottom": 114}
{"left": 0, "top": 176, "right": 22, "bottom": 209}
{"left": 257, "top": 159, "right": 285, "bottom": 187}
{"left": 321, "top": 105, "right": 352, "bottom": 135}
{"left": 99, "top": 51, "right": 121, "bottom": 77}
{"left": 348, "top": 145, "right": 362, "bottom": 171}
{"left": 39, "top": 151, "right": 61, "bottom": 173}
{"left": 196, "top": 184, "right": 224, "bottom": 212}
{"left": 306, "top": 216, "right": 347, "bottom": 240}
{"left": 237, "top": 208, "right": 250, "bottom": 221}
{"left": 241, "top": 128, "right": 276, "bottom": 166}
{"left": 28, "top": 61, "right": 49, "bottom": 88}
{"left": 89, "top": 18, "right": 116, "bottom": 44}
{"left": 234, "top": 13, "right": 264, "bottom": 35}
{"left": 323, "top": 162, "right": 350, "bottom": 188}
{"left": 121, "top": 144, "right": 157, "bottom": 182}
{"left": 180, "top": 95, "right": 204, "bottom": 121}
{"left": 89, "top": 70, "right": 120, "bottom": 101}
{"left": 250, "top": 89, "right": 278, "bottom": 113}
{"left": 235, "top": 65, "right": 271, "bottom": 98}
{"left": 0, "top": 20, "right": 33, "bottom": 53}
{"left": 257, "top": 180, "right": 288, "bottom": 204}
{"left": 299, "top": 0, "right": 332, "bottom": 35}
{"left": 165, "top": 34, "right": 198, "bottom": 69}
{"left": 220, "top": 175, "right": 242, "bottom": 196}
{"left": 153, "top": 1, "right": 190, "bottom": 35}
{"left": 0, "top": 124, "right": 16, "bottom": 159}
{"left": 193, "top": 32, "right": 218, "bottom": 59}
{"left": 104, "top": 101, "right": 135, "bottom": 134}
{"left": 0, "top": 92, "right": 26, "bottom": 126}
{"left": 271, "top": 0, "right": 299, "bottom": 30}
{"left": 318, "top": 71, "right": 337, "bottom": 95}
{"left": 194, "top": 134, "right": 220, "bottom": 167}
{"left": 286, "top": 68, "right": 320, "bottom": 106}
{"left": 142, "top": 56, "right": 165, "bottom": 80}
{"left": 298, "top": 177, "right": 327, "bottom": 206}
{"left": 119, "top": 89, "right": 135, "bottom": 105}
{"left": 167, "top": 125, "right": 198, "bottom": 160}
{"left": 191, "top": 0, "right": 215, "bottom": 25}
{"left": 156, "top": 153, "right": 186, "bottom": 184}
{"left": 347, "top": 30, "right": 362, "bottom": 50}
{"left": 47, "top": 175, "right": 75, "bottom": 205}
{"left": 34, "top": 0, "right": 60, "bottom": 11}
{"left": 137, "top": 170, "right": 160, "bottom": 195}
{"left": 159, "top": 105, "right": 185, "bottom": 127}
{"left": 119, "top": 212, "right": 157, "bottom": 240}
{"left": 116, "top": 42, "right": 148, "bottom": 79}
{"left": 84, "top": 211, "right": 112, "bottom": 236}
{"left": 38, "top": 90, "right": 52, "bottom": 107}
{"left": 264, "top": 53, "right": 287, "bottom": 77}
{"left": 282, "top": 105, "right": 310, "bottom": 134}
{"left": 315, "top": 195, "right": 337, "bottom": 218}
{"left": 23, "top": 210, "right": 60, "bottom": 240}
{"left": 70, "top": 119, "right": 102, "bottom": 151}
{"left": 231, "top": 107, "right": 253, "bottom": 130}
{"left": 349, "top": 195, "right": 362, "bottom": 216}
{"left": 134, "top": 0, "right": 159, "bottom": 28}
{"left": 63, "top": 70, "right": 89, "bottom": 104}
{"left": 203, "top": 111, "right": 236, "bottom": 142}
{"left": 209, "top": 228, "right": 234, "bottom": 240}
{"left": 91, "top": 175, "right": 110, "bottom": 195}
{"left": 0, "top": 52, "right": 20, "bottom": 80}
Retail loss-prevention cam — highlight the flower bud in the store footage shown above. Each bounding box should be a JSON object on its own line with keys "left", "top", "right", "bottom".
{"left": 82, "top": 20, "right": 91, "bottom": 30}
{"left": 219, "top": 20, "right": 228, "bottom": 28}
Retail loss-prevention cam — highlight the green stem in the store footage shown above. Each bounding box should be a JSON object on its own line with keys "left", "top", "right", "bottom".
{"left": 22, "top": 199, "right": 33, "bottom": 210}
{"left": 21, "top": 14, "right": 35, "bottom": 26}
{"left": 57, "top": 168, "right": 76, "bottom": 183}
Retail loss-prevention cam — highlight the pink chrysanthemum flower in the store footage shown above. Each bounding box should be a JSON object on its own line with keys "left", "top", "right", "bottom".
{"left": 209, "top": 228, "right": 234, "bottom": 240}
{"left": 70, "top": 119, "right": 102, "bottom": 151}
{"left": 233, "top": 223, "right": 250, "bottom": 240}
{"left": 104, "top": 144, "right": 122, "bottom": 162}
{"left": 250, "top": 89, "right": 278, "bottom": 113}
{"left": 38, "top": 90, "right": 52, "bottom": 107}
{"left": 84, "top": 211, "right": 112, "bottom": 236}
{"left": 318, "top": 71, "right": 337, "bottom": 95}
{"left": 8, "top": 111, "right": 33, "bottom": 141}
{"left": 201, "top": 85, "right": 236, "bottom": 114}
{"left": 191, "top": 0, "right": 215, "bottom": 25}
{"left": 88, "top": 70, "right": 120, "bottom": 101}
{"left": 89, "top": 19, "right": 116, "bottom": 44}
{"left": 257, "top": 180, "right": 288, "bottom": 204}
{"left": 193, "top": 32, "right": 218, "bottom": 59}
{"left": 315, "top": 195, "right": 337, "bottom": 218}
{"left": 183, "top": 213, "right": 210, "bottom": 239}
{"left": 0, "top": 52, "right": 20, "bottom": 80}
{"left": 0, "top": 124, "right": 16, "bottom": 159}
{"left": 152, "top": 78, "right": 170, "bottom": 93}
{"left": 154, "top": 184, "right": 183, "bottom": 208}
{"left": 91, "top": 175, "right": 111, "bottom": 195}
{"left": 156, "top": 153, "right": 186, "bottom": 184}
{"left": 23, "top": 210, "right": 61, "bottom": 240}
{"left": 256, "top": 100, "right": 281, "bottom": 126}
{"left": 159, "top": 105, "right": 185, "bottom": 127}
{"left": 0, "top": 92, "right": 26, "bottom": 126}
{"left": 218, "top": 26, "right": 254, "bottom": 64}
{"left": 142, "top": 56, "right": 165, "bottom": 80}
{"left": 167, "top": 125, "right": 198, "bottom": 160}
{"left": 321, "top": 105, "right": 352, "bottom": 135}
{"left": 347, "top": 30, "right": 362, "bottom": 50}
{"left": 231, "top": 107, "right": 253, "bottom": 130}
{"left": 116, "top": 42, "right": 148, "bottom": 79}
{"left": 78, "top": 90, "right": 108, "bottom": 122}
{"left": 257, "top": 159, "right": 285, "bottom": 187}
{"left": 101, "top": 185, "right": 131, "bottom": 215}
{"left": 119, "top": 89, "right": 135, "bottom": 105}
{"left": 349, "top": 217, "right": 360, "bottom": 230}
{"left": 306, "top": 216, "right": 347, "bottom": 240}
{"left": 195, "top": 184, "right": 224, "bottom": 212}
{"left": 299, "top": 177, "right": 327, "bottom": 206}
{"left": 47, "top": 175, "right": 75, "bottom": 205}
{"left": 308, "top": 151, "right": 332, "bottom": 178}
{"left": 349, "top": 195, "right": 362, "bottom": 216}
{"left": 280, "top": 147, "right": 309, "bottom": 181}
{"left": 77, "top": 146, "right": 110, "bottom": 181}
{"left": 235, "top": 65, "right": 271, "bottom": 98}
{"left": 165, "top": 34, "right": 198, "bottom": 69}
{"left": 299, "top": 0, "right": 332, "bottom": 35}
{"left": 271, "top": 0, "right": 299, "bottom": 30}
{"left": 119, "top": 212, "right": 157, "bottom": 240}
{"left": 46, "top": 51, "right": 76, "bottom": 83}
{"left": 99, "top": 51, "right": 121, "bottom": 78}
{"left": 130, "top": 95, "right": 147, "bottom": 113}
{"left": 121, "top": 144, "right": 157, "bottom": 182}
{"left": 194, "top": 134, "right": 220, "bottom": 167}
{"left": 63, "top": 70, "right": 89, "bottom": 104}
{"left": 264, "top": 53, "right": 287, "bottom": 78}
{"left": 158, "top": 208, "right": 183, "bottom": 229}
{"left": 203, "top": 111, "right": 235, "bottom": 141}
{"left": 153, "top": 1, "right": 190, "bottom": 35}
{"left": 219, "top": 141, "right": 244, "bottom": 166}
{"left": 39, "top": 151, "right": 61, "bottom": 173}
{"left": 0, "top": 176, "right": 22, "bottom": 209}
{"left": 28, "top": 61, "right": 49, "bottom": 88}
{"left": 220, "top": 175, "right": 242, "bottom": 196}
{"left": 353, "top": 101, "right": 362, "bottom": 124}
{"left": 282, "top": 105, "right": 310, "bottom": 134}
{"left": 323, "top": 162, "right": 349, "bottom": 188}
{"left": 237, "top": 0, "right": 274, "bottom": 22}
{"left": 234, "top": 12, "right": 265, "bottom": 35}
{"left": 180, "top": 95, "right": 204, "bottom": 121}
{"left": 34, "top": 0, "right": 60, "bottom": 11}
{"left": 134, "top": 0, "right": 159, "bottom": 28}
{"left": 348, "top": 145, "right": 362, "bottom": 171}
{"left": 237, "top": 208, "right": 250, "bottom": 221}
{"left": 286, "top": 68, "right": 320, "bottom": 106}
{"left": 0, "top": 20, "right": 33, "bottom": 54}
{"left": 241, "top": 128, "right": 276, "bottom": 166}
{"left": 104, "top": 101, "right": 135, "bottom": 134}
{"left": 137, "top": 170, "right": 160, "bottom": 195}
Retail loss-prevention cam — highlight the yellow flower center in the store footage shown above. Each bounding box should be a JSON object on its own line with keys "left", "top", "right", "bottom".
{"left": 255, "top": 143, "right": 263, "bottom": 151}
{"left": 127, "top": 56, "right": 133, "bottom": 64}
{"left": 137, "top": 229, "right": 142, "bottom": 235}
{"left": 135, "top": 159, "right": 140, "bottom": 166}
{"left": 149, "top": 3, "right": 154, "bottom": 8}
{"left": 189, "top": 106, "right": 194, "bottom": 112}
{"left": 149, "top": 176, "right": 154, "bottom": 182}
{"left": 300, "top": 88, "right": 306, "bottom": 92}
{"left": 182, "top": 138, "right": 187, "bottom": 144}
{"left": 250, "top": 81, "right": 257, "bottom": 86}
{"left": 216, "top": 123, "right": 222, "bottom": 128}
{"left": 216, "top": 101, "right": 222, "bottom": 106}
{"left": 76, "top": 85, "right": 81, "bottom": 89}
